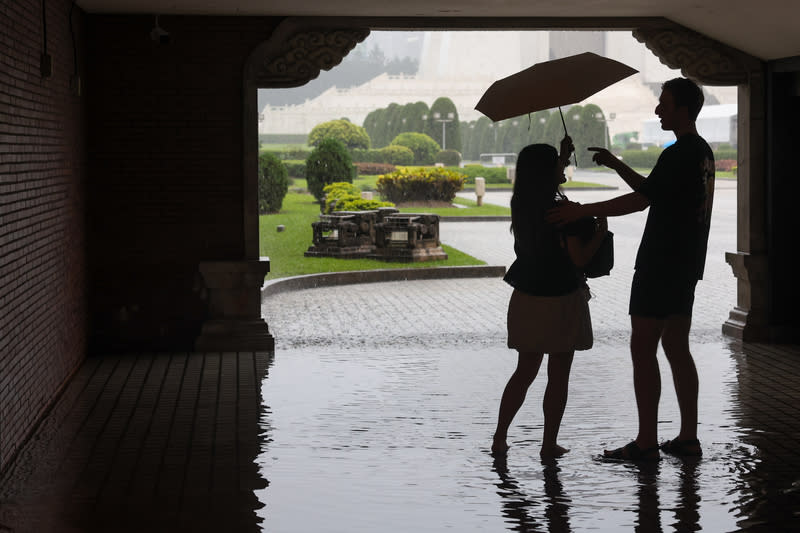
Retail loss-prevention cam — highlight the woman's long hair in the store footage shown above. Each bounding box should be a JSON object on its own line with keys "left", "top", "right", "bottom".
{"left": 510, "top": 144, "right": 562, "bottom": 249}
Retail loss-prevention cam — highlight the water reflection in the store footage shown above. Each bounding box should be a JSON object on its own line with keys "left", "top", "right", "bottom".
{"left": 492, "top": 454, "right": 571, "bottom": 532}
{"left": 725, "top": 340, "right": 800, "bottom": 531}
{"left": 256, "top": 342, "right": 800, "bottom": 532}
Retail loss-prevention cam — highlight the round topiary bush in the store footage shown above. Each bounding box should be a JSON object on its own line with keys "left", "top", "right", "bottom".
{"left": 389, "top": 132, "right": 440, "bottom": 165}
{"left": 379, "top": 145, "right": 415, "bottom": 165}
{"left": 435, "top": 149, "right": 462, "bottom": 167}
{"left": 257, "top": 152, "right": 289, "bottom": 214}
{"left": 306, "top": 138, "right": 355, "bottom": 201}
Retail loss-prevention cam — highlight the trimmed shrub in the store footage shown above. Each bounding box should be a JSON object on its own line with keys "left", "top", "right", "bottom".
{"left": 355, "top": 162, "right": 396, "bottom": 175}
{"left": 351, "top": 145, "right": 415, "bottom": 165}
{"left": 309, "top": 119, "right": 370, "bottom": 150}
{"left": 261, "top": 147, "right": 311, "bottom": 160}
{"left": 351, "top": 148, "right": 379, "bottom": 163}
{"left": 379, "top": 145, "right": 414, "bottom": 165}
{"left": 447, "top": 164, "right": 507, "bottom": 184}
{"left": 376, "top": 167, "right": 466, "bottom": 204}
{"left": 619, "top": 148, "right": 663, "bottom": 169}
{"left": 284, "top": 160, "right": 306, "bottom": 178}
{"left": 257, "top": 152, "right": 289, "bottom": 214}
{"left": 306, "top": 138, "right": 356, "bottom": 201}
{"left": 390, "top": 132, "right": 441, "bottom": 165}
{"left": 322, "top": 182, "right": 394, "bottom": 214}
{"left": 435, "top": 149, "right": 462, "bottom": 167}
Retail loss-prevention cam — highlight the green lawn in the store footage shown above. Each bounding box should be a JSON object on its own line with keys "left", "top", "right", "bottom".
{"left": 260, "top": 192, "right": 487, "bottom": 279}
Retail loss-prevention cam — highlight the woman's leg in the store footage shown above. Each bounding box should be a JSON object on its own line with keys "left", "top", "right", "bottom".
{"left": 541, "top": 351, "right": 575, "bottom": 457}
{"left": 492, "top": 351, "right": 544, "bottom": 454}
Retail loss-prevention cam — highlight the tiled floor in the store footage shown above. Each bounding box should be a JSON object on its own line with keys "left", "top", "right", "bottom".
{"left": 0, "top": 352, "right": 271, "bottom": 533}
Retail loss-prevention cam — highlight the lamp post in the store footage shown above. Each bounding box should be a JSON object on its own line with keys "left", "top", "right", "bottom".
{"left": 595, "top": 112, "right": 608, "bottom": 150}
{"left": 433, "top": 111, "right": 455, "bottom": 150}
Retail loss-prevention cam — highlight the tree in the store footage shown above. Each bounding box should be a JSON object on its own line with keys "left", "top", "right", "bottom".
{"left": 578, "top": 104, "right": 609, "bottom": 166}
{"left": 426, "top": 97, "right": 461, "bottom": 153}
{"left": 543, "top": 111, "right": 566, "bottom": 151}
{"left": 309, "top": 119, "right": 370, "bottom": 150}
{"left": 390, "top": 132, "right": 440, "bottom": 165}
{"left": 363, "top": 108, "right": 386, "bottom": 148}
{"left": 306, "top": 138, "right": 355, "bottom": 201}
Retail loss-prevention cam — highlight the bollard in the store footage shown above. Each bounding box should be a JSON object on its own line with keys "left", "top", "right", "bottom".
{"left": 506, "top": 167, "right": 516, "bottom": 184}
{"left": 475, "top": 177, "right": 486, "bottom": 207}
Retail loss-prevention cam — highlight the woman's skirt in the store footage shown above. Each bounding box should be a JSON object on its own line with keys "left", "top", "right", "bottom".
{"left": 507, "top": 286, "right": 593, "bottom": 353}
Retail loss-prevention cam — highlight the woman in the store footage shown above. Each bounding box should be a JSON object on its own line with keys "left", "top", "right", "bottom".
{"left": 492, "top": 137, "right": 608, "bottom": 458}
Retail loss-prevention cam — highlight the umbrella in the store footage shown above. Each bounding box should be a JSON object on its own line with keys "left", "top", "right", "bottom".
{"left": 475, "top": 52, "right": 638, "bottom": 161}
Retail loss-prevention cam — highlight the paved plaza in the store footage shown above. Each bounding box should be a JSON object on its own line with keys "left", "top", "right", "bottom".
{"left": 2, "top": 172, "right": 800, "bottom": 532}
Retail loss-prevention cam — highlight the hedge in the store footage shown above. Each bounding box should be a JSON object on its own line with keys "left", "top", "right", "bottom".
{"left": 716, "top": 159, "right": 737, "bottom": 171}
{"left": 354, "top": 162, "right": 396, "bottom": 175}
{"left": 446, "top": 164, "right": 508, "bottom": 184}
{"left": 261, "top": 147, "right": 312, "bottom": 160}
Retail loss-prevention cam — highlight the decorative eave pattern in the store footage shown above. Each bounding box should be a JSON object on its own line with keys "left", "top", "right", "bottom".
{"left": 633, "top": 26, "right": 763, "bottom": 85}
{"left": 250, "top": 25, "right": 370, "bottom": 88}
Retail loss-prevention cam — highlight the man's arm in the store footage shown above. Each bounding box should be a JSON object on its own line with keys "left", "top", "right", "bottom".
{"left": 588, "top": 147, "right": 646, "bottom": 190}
{"left": 546, "top": 192, "right": 650, "bottom": 225}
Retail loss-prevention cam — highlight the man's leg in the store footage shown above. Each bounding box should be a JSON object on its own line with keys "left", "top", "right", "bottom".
{"left": 662, "top": 315, "right": 699, "bottom": 442}
{"left": 630, "top": 315, "right": 665, "bottom": 450}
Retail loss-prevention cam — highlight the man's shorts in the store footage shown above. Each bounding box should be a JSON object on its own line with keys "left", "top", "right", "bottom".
{"left": 629, "top": 270, "right": 698, "bottom": 318}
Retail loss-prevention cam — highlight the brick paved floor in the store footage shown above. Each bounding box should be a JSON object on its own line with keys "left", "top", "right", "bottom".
{"left": 2, "top": 175, "right": 799, "bottom": 532}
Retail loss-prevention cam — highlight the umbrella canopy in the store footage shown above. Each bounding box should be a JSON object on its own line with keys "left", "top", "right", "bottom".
{"left": 475, "top": 52, "right": 638, "bottom": 122}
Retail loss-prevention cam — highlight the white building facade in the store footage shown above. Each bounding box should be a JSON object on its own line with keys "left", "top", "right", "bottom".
{"left": 258, "top": 31, "right": 737, "bottom": 141}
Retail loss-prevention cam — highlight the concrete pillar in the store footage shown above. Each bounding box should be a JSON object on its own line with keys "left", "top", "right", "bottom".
{"left": 195, "top": 259, "right": 274, "bottom": 351}
{"left": 723, "top": 73, "right": 770, "bottom": 340}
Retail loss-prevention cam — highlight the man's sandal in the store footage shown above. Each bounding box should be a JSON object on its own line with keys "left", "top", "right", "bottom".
{"left": 659, "top": 438, "right": 702, "bottom": 457}
{"left": 602, "top": 441, "right": 660, "bottom": 462}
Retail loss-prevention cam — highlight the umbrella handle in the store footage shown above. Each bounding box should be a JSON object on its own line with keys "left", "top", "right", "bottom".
{"left": 558, "top": 107, "right": 578, "bottom": 168}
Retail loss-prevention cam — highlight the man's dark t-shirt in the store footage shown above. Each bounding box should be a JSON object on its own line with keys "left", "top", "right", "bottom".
{"left": 635, "top": 134, "right": 715, "bottom": 280}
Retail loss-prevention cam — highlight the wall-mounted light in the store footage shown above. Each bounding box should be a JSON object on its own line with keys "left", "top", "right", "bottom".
{"left": 150, "top": 15, "right": 171, "bottom": 45}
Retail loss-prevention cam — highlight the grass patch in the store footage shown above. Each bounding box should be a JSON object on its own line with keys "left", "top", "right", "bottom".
{"left": 260, "top": 192, "right": 486, "bottom": 279}
{"left": 398, "top": 196, "right": 510, "bottom": 216}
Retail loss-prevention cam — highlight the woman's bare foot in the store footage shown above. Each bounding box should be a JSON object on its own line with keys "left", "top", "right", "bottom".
{"left": 491, "top": 436, "right": 509, "bottom": 456}
{"left": 540, "top": 444, "right": 569, "bottom": 458}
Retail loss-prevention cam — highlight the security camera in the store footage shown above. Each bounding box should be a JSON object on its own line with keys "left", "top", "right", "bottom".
{"left": 150, "top": 26, "right": 170, "bottom": 44}
{"left": 150, "top": 15, "right": 170, "bottom": 44}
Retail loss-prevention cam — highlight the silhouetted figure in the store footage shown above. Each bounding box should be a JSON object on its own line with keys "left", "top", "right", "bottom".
{"left": 493, "top": 137, "right": 609, "bottom": 458}
{"left": 548, "top": 78, "right": 714, "bottom": 461}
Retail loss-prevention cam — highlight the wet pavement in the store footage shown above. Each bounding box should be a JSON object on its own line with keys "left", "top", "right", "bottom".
{"left": 2, "top": 171, "right": 800, "bottom": 532}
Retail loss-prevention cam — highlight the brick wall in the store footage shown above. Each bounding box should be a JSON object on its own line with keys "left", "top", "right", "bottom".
{"left": 0, "top": 0, "right": 87, "bottom": 472}
{"left": 85, "top": 15, "right": 281, "bottom": 352}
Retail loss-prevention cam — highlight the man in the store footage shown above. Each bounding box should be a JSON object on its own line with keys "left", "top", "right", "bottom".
{"left": 547, "top": 78, "right": 715, "bottom": 461}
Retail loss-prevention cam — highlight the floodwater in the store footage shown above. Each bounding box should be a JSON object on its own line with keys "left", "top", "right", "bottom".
{"left": 254, "top": 340, "right": 763, "bottom": 532}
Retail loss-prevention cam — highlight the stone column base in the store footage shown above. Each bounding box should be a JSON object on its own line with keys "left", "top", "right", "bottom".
{"left": 195, "top": 259, "right": 274, "bottom": 352}
{"left": 195, "top": 319, "right": 274, "bottom": 352}
{"left": 723, "top": 251, "right": 769, "bottom": 341}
